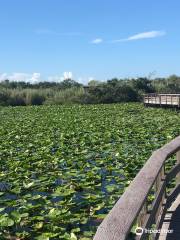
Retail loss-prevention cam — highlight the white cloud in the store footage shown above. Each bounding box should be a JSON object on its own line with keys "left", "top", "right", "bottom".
{"left": 47, "top": 75, "right": 63, "bottom": 82}
{"left": 63, "top": 72, "right": 73, "bottom": 80}
{"left": 91, "top": 38, "right": 103, "bottom": 44}
{"left": 78, "top": 77, "right": 83, "bottom": 82}
{"left": 0, "top": 72, "right": 41, "bottom": 83}
{"left": 80, "top": 77, "right": 92, "bottom": 84}
{"left": 30, "top": 73, "right": 41, "bottom": 83}
{"left": 113, "top": 30, "right": 166, "bottom": 42}
{"left": 48, "top": 74, "right": 92, "bottom": 84}
{"left": 0, "top": 72, "right": 74, "bottom": 83}
{"left": 77, "top": 76, "right": 94, "bottom": 84}
{"left": 0, "top": 73, "right": 8, "bottom": 81}
{"left": 48, "top": 72, "right": 74, "bottom": 82}
{"left": 88, "top": 77, "right": 94, "bottom": 81}
{"left": 0, "top": 72, "right": 94, "bottom": 84}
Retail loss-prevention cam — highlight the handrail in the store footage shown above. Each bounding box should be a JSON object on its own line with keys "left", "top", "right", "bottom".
{"left": 93, "top": 136, "right": 180, "bottom": 240}
{"left": 143, "top": 94, "right": 180, "bottom": 107}
{"left": 144, "top": 93, "right": 180, "bottom": 96}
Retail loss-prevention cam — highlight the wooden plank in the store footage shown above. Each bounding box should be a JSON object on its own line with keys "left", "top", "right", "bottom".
{"left": 154, "top": 185, "right": 180, "bottom": 240}
{"left": 158, "top": 195, "right": 180, "bottom": 240}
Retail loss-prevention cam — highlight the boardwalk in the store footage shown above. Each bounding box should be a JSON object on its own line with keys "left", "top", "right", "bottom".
{"left": 158, "top": 194, "right": 180, "bottom": 240}
{"left": 144, "top": 94, "right": 180, "bottom": 108}
{"left": 93, "top": 136, "right": 180, "bottom": 240}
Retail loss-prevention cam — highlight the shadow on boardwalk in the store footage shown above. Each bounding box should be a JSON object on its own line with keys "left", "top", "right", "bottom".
{"left": 166, "top": 204, "right": 180, "bottom": 240}
{"left": 158, "top": 194, "right": 180, "bottom": 240}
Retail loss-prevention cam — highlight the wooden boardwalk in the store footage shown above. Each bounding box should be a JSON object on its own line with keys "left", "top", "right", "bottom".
{"left": 144, "top": 94, "right": 180, "bottom": 108}
{"left": 93, "top": 136, "right": 180, "bottom": 240}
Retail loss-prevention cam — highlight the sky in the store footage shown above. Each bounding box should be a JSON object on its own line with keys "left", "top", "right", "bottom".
{"left": 0, "top": 0, "right": 180, "bottom": 83}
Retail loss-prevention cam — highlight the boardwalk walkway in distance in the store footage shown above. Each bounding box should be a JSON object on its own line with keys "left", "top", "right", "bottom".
{"left": 144, "top": 94, "right": 180, "bottom": 108}
{"left": 158, "top": 194, "right": 180, "bottom": 240}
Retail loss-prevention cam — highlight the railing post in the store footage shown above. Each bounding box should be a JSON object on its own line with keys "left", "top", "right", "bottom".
{"left": 154, "top": 166, "right": 166, "bottom": 228}
{"left": 176, "top": 150, "right": 180, "bottom": 185}
{"left": 137, "top": 201, "right": 148, "bottom": 229}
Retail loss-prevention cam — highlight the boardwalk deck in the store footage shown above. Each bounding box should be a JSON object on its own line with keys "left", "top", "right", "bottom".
{"left": 144, "top": 94, "right": 180, "bottom": 108}
{"left": 158, "top": 194, "right": 180, "bottom": 240}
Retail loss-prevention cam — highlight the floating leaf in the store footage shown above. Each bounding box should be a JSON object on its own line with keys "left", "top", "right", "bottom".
{"left": 0, "top": 216, "right": 14, "bottom": 227}
{"left": 70, "top": 232, "right": 77, "bottom": 240}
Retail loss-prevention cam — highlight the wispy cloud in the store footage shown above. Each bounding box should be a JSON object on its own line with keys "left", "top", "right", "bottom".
{"left": 91, "top": 38, "right": 103, "bottom": 44}
{"left": 0, "top": 72, "right": 74, "bottom": 83}
{"left": 35, "top": 29, "right": 82, "bottom": 36}
{"left": 0, "top": 72, "right": 96, "bottom": 84}
{"left": 48, "top": 72, "right": 73, "bottom": 82}
{"left": 0, "top": 72, "right": 41, "bottom": 83}
{"left": 63, "top": 72, "right": 73, "bottom": 80}
{"left": 112, "top": 30, "right": 166, "bottom": 42}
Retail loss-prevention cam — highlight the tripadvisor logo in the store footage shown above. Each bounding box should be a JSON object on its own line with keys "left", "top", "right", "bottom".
{"left": 135, "top": 227, "right": 144, "bottom": 236}
{"left": 135, "top": 227, "right": 173, "bottom": 236}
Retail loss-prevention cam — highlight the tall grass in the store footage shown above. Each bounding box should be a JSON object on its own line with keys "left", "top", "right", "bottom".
{"left": 45, "top": 87, "right": 85, "bottom": 104}
{"left": 0, "top": 87, "right": 85, "bottom": 106}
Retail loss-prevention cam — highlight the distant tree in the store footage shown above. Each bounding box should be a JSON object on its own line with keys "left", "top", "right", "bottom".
{"left": 59, "top": 79, "right": 82, "bottom": 89}
{"left": 132, "top": 77, "right": 154, "bottom": 93}
{"left": 168, "top": 75, "right": 180, "bottom": 86}
{"left": 0, "top": 75, "right": 179, "bottom": 106}
{"left": 88, "top": 80, "right": 102, "bottom": 86}
{"left": 107, "top": 78, "right": 119, "bottom": 87}
{"left": 0, "top": 90, "right": 9, "bottom": 106}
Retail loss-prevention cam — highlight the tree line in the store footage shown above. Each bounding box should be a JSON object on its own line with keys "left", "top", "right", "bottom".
{"left": 0, "top": 75, "right": 179, "bottom": 106}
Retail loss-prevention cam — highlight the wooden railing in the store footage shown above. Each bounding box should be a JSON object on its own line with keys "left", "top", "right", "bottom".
{"left": 93, "top": 136, "right": 180, "bottom": 240}
{"left": 143, "top": 94, "right": 180, "bottom": 107}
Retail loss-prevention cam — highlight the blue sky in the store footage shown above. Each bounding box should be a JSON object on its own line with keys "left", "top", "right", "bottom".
{"left": 0, "top": 0, "right": 180, "bottom": 83}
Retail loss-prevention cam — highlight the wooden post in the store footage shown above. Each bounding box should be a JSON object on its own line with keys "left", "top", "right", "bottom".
{"left": 154, "top": 166, "right": 166, "bottom": 228}
{"left": 137, "top": 202, "right": 148, "bottom": 228}
{"left": 176, "top": 150, "right": 180, "bottom": 185}
{"left": 154, "top": 172, "right": 161, "bottom": 225}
